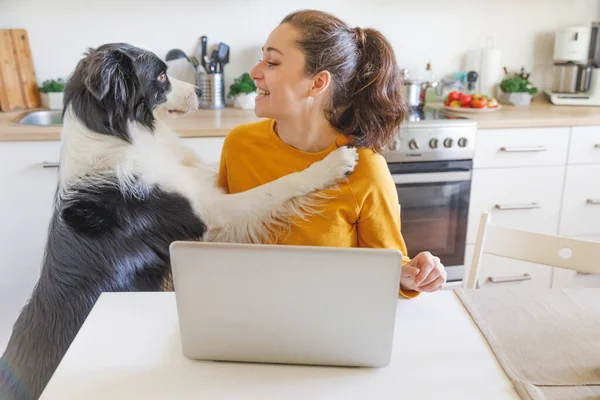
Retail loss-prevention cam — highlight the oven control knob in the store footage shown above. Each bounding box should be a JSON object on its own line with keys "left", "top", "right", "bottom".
{"left": 443, "top": 138, "right": 453, "bottom": 148}
{"left": 458, "top": 137, "right": 468, "bottom": 148}
{"left": 408, "top": 139, "right": 419, "bottom": 150}
{"left": 429, "top": 138, "right": 439, "bottom": 149}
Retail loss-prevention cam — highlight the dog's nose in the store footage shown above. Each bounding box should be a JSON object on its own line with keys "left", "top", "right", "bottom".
{"left": 195, "top": 87, "right": 203, "bottom": 101}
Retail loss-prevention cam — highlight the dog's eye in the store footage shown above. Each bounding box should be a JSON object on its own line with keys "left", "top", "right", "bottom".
{"left": 158, "top": 73, "right": 167, "bottom": 82}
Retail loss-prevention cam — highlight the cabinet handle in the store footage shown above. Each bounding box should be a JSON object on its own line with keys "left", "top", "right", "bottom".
{"left": 488, "top": 273, "right": 532, "bottom": 283}
{"left": 586, "top": 199, "right": 600, "bottom": 205}
{"left": 41, "top": 161, "right": 59, "bottom": 168}
{"left": 499, "top": 145, "right": 547, "bottom": 153}
{"left": 494, "top": 203, "right": 540, "bottom": 210}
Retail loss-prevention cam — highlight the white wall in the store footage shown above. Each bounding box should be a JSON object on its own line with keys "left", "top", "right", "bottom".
{"left": 1, "top": 0, "right": 599, "bottom": 93}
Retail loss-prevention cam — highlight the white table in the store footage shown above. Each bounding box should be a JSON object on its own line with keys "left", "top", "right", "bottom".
{"left": 40, "top": 291, "right": 519, "bottom": 399}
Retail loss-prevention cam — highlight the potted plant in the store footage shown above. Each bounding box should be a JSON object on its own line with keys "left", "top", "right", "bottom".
{"left": 228, "top": 73, "right": 257, "bottom": 109}
{"left": 39, "top": 78, "right": 66, "bottom": 110}
{"left": 499, "top": 67, "right": 537, "bottom": 107}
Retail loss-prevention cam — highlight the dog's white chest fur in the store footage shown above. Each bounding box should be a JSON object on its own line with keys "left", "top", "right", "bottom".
{"left": 59, "top": 107, "right": 215, "bottom": 219}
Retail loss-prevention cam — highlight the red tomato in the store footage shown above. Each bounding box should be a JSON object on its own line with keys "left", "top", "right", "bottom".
{"left": 471, "top": 97, "right": 488, "bottom": 109}
{"left": 448, "top": 91, "right": 461, "bottom": 101}
{"left": 459, "top": 94, "right": 472, "bottom": 106}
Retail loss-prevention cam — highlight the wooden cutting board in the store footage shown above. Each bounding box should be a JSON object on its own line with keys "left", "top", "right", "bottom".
{"left": 0, "top": 29, "right": 41, "bottom": 112}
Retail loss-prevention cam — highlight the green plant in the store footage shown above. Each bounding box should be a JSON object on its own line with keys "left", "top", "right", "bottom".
{"left": 500, "top": 67, "right": 537, "bottom": 94}
{"left": 38, "top": 78, "right": 66, "bottom": 93}
{"left": 228, "top": 73, "right": 256, "bottom": 98}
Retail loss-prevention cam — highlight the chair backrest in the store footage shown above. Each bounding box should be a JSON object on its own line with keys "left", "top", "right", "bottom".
{"left": 464, "top": 213, "right": 600, "bottom": 289}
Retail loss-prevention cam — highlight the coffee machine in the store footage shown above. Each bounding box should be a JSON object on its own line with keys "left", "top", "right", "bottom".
{"left": 546, "top": 22, "right": 600, "bottom": 106}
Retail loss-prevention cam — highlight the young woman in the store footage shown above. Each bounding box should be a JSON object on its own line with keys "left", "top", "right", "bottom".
{"left": 218, "top": 9, "right": 446, "bottom": 297}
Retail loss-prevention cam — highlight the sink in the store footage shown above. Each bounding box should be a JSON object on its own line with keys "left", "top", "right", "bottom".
{"left": 11, "top": 110, "right": 63, "bottom": 126}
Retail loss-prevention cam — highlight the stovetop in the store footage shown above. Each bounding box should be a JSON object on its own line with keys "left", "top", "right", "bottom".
{"left": 383, "top": 106, "right": 478, "bottom": 163}
{"left": 402, "top": 106, "right": 477, "bottom": 128}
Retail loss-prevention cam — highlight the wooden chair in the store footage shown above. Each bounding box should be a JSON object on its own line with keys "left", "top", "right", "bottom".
{"left": 464, "top": 212, "right": 600, "bottom": 289}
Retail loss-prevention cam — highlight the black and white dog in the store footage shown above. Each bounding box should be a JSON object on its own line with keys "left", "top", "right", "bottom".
{"left": 0, "top": 43, "right": 357, "bottom": 400}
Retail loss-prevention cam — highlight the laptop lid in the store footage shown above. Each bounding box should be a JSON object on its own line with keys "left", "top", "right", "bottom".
{"left": 170, "top": 241, "right": 402, "bottom": 368}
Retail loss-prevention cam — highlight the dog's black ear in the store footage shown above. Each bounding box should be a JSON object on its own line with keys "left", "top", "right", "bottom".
{"left": 84, "top": 48, "right": 137, "bottom": 104}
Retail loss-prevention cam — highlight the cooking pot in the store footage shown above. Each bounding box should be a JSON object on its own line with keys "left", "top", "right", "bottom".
{"left": 400, "top": 69, "right": 438, "bottom": 109}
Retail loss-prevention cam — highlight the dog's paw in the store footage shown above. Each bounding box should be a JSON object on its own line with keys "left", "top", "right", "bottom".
{"left": 308, "top": 146, "right": 359, "bottom": 189}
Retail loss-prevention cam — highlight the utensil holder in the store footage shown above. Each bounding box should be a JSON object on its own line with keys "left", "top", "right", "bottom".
{"left": 197, "top": 72, "right": 224, "bottom": 109}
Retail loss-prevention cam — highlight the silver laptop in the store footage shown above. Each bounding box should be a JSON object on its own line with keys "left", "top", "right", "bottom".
{"left": 169, "top": 241, "right": 403, "bottom": 368}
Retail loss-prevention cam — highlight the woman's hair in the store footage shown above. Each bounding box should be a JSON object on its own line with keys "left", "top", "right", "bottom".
{"left": 281, "top": 10, "right": 406, "bottom": 152}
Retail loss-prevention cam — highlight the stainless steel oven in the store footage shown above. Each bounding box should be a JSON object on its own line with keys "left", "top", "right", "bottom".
{"left": 388, "top": 160, "right": 472, "bottom": 282}
{"left": 383, "top": 108, "right": 477, "bottom": 284}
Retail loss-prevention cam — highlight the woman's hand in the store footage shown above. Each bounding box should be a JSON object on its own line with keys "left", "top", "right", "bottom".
{"left": 400, "top": 251, "right": 447, "bottom": 293}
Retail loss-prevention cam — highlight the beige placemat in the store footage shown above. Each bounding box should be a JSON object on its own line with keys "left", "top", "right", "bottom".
{"left": 455, "top": 288, "right": 600, "bottom": 400}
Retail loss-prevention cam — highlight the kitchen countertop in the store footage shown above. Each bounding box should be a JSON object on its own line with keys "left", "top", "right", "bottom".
{"left": 0, "top": 107, "right": 262, "bottom": 142}
{"left": 38, "top": 291, "right": 518, "bottom": 400}
{"left": 430, "top": 96, "right": 600, "bottom": 129}
{"left": 2, "top": 96, "right": 599, "bottom": 142}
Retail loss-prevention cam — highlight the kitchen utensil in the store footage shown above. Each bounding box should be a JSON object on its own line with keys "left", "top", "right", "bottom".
{"left": 166, "top": 58, "right": 196, "bottom": 85}
{"left": 165, "top": 49, "right": 190, "bottom": 63}
{"left": 200, "top": 36, "right": 208, "bottom": 70}
{"left": 552, "top": 61, "right": 579, "bottom": 93}
{"left": 216, "top": 42, "right": 230, "bottom": 73}
{"left": 197, "top": 72, "right": 224, "bottom": 109}
{"left": 0, "top": 29, "right": 41, "bottom": 111}
{"left": 190, "top": 56, "right": 200, "bottom": 69}
{"left": 399, "top": 68, "right": 438, "bottom": 109}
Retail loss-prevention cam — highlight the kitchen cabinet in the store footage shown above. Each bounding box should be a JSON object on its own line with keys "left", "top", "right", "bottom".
{"left": 0, "top": 141, "right": 61, "bottom": 351}
{"left": 0, "top": 136, "right": 224, "bottom": 352}
{"left": 567, "top": 126, "right": 600, "bottom": 165}
{"left": 467, "top": 166, "right": 565, "bottom": 244}
{"left": 465, "top": 125, "right": 600, "bottom": 290}
{"left": 472, "top": 127, "right": 569, "bottom": 169}
{"left": 559, "top": 165, "right": 600, "bottom": 237}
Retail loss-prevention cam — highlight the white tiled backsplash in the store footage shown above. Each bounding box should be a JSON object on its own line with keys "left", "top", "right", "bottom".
{"left": 1, "top": 0, "right": 599, "bottom": 92}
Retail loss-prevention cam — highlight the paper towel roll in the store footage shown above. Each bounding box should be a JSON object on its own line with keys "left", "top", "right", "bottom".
{"left": 479, "top": 48, "right": 502, "bottom": 97}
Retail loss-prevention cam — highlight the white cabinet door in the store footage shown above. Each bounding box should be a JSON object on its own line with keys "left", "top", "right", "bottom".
{"left": 467, "top": 166, "right": 565, "bottom": 244}
{"left": 568, "top": 126, "right": 600, "bottom": 165}
{"left": 464, "top": 244, "right": 553, "bottom": 289}
{"left": 559, "top": 165, "right": 600, "bottom": 237}
{"left": 0, "top": 141, "right": 61, "bottom": 351}
{"left": 474, "top": 127, "right": 569, "bottom": 169}
{"left": 182, "top": 137, "right": 225, "bottom": 167}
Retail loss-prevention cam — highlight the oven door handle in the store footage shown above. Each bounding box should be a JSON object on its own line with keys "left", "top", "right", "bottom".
{"left": 392, "top": 171, "right": 471, "bottom": 184}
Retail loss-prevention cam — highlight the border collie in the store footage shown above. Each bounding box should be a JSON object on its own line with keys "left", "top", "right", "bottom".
{"left": 0, "top": 43, "right": 357, "bottom": 400}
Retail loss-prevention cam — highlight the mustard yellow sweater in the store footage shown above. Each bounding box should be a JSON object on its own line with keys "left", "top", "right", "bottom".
{"left": 217, "top": 119, "right": 417, "bottom": 298}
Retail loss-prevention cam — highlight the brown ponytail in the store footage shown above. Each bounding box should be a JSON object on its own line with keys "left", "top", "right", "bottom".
{"left": 281, "top": 10, "right": 406, "bottom": 152}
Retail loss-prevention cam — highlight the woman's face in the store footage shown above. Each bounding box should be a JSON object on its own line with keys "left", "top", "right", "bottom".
{"left": 250, "top": 23, "right": 324, "bottom": 119}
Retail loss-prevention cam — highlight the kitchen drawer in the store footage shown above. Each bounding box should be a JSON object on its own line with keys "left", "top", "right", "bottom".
{"left": 467, "top": 167, "right": 564, "bottom": 244}
{"left": 559, "top": 165, "right": 600, "bottom": 237}
{"left": 464, "top": 244, "right": 553, "bottom": 289}
{"left": 474, "top": 127, "right": 569, "bottom": 169}
{"left": 552, "top": 234, "right": 600, "bottom": 288}
{"left": 568, "top": 126, "right": 600, "bottom": 165}
{"left": 182, "top": 137, "right": 225, "bottom": 166}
